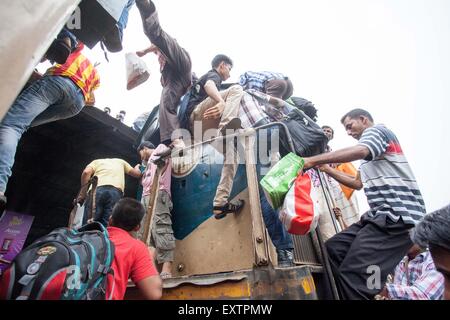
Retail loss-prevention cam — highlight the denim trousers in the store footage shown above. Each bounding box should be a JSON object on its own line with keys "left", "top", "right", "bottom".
{"left": 0, "top": 75, "right": 84, "bottom": 192}
{"left": 0, "top": 76, "right": 84, "bottom": 192}
{"left": 117, "top": 0, "right": 136, "bottom": 40}
{"left": 83, "top": 185, "right": 123, "bottom": 227}
{"left": 259, "top": 188, "right": 294, "bottom": 251}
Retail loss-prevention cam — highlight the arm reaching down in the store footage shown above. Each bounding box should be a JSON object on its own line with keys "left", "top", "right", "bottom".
{"left": 128, "top": 165, "right": 143, "bottom": 178}
{"left": 319, "top": 164, "right": 363, "bottom": 190}
{"left": 303, "top": 145, "right": 370, "bottom": 170}
{"left": 77, "top": 166, "right": 94, "bottom": 204}
{"left": 136, "top": 44, "right": 158, "bottom": 57}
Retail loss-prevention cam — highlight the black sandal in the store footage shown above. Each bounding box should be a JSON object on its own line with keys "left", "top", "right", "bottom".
{"left": 213, "top": 200, "right": 245, "bottom": 220}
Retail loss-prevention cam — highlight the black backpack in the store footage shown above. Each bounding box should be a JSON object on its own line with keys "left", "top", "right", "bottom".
{"left": 279, "top": 107, "right": 328, "bottom": 157}
{"left": 0, "top": 222, "right": 115, "bottom": 300}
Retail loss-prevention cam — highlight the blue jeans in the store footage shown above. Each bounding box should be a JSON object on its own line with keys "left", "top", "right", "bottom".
{"left": 0, "top": 76, "right": 84, "bottom": 192}
{"left": 256, "top": 126, "right": 293, "bottom": 250}
{"left": 260, "top": 189, "right": 294, "bottom": 251}
{"left": 117, "top": 0, "right": 136, "bottom": 41}
{"left": 83, "top": 186, "right": 123, "bottom": 227}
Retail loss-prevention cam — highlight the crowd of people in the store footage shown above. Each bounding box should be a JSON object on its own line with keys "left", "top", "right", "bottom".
{"left": 0, "top": 0, "right": 448, "bottom": 300}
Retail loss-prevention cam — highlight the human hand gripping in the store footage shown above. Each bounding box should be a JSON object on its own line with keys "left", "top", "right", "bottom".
{"left": 203, "top": 101, "right": 225, "bottom": 120}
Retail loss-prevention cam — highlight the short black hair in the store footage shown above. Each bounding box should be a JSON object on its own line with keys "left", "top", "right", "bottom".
{"left": 412, "top": 204, "right": 450, "bottom": 251}
{"left": 282, "top": 78, "right": 294, "bottom": 100}
{"left": 110, "top": 198, "right": 146, "bottom": 231}
{"left": 137, "top": 141, "right": 155, "bottom": 152}
{"left": 211, "top": 54, "right": 233, "bottom": 69}
{"left": 340, "top": 108, "right": 374, "bottom": 124}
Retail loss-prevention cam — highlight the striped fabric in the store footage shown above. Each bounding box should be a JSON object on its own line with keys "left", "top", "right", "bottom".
{"left": 238, "top": 89, "right": 293, "bottom": 128}
{"left": 46, "top": 43, "right": 100, "bottom": 102}
{"left": 386, "top": 250, "right": 444, "bottom": 300}
{"left": 358, "top": 124, "right": 426, "bottom": 225}
{"left": 239, "top": 71, "right": 285, "bottom": 92}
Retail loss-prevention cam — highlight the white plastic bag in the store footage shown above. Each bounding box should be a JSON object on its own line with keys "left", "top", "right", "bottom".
{"left": 69, "top": 203, "right": 85, "bottom": 230}
{"left": 125, "top": 52, "right": 150, "bottom": 90}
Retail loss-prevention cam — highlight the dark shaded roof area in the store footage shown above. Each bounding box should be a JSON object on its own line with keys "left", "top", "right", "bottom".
{"left": 4, "top": 107, "right": 140, "bottom": 245}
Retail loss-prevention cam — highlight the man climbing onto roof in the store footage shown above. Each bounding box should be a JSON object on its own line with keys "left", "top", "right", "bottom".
{"left": 186, "top": 54, "right": 245, "bottom": 219}
{"left": 239, "top": 71, "right": 294, "bottom": 100}
{"left": 137, "top": 141, "right": 175, "bottom": 279}
{"left": 135, "top": 0, "right": 192, "bottom": 153}
{"left": 303, "top": 108, "right": 426, "bottom": 300}
{"left": 0, "top": 40, "right": 99, "bottom": 211}
{"left": 77, "top": 158, "right": 142, "bottom": 227}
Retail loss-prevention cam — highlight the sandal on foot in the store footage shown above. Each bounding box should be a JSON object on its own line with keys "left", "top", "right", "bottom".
{"left": 213, "top": 200, "right": 245, "bottom": 220}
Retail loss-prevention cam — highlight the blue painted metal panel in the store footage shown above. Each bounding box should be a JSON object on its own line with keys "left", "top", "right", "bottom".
{"left": 171, "top": 145, "right": 248, "bottom": 240}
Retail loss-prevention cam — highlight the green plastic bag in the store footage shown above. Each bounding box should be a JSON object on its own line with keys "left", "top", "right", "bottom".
{"left": 260, "top": 153, "right": 304, "bottom": 209}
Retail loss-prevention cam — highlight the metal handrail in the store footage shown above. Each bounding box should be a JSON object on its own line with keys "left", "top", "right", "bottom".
{"left": 155, "top": 122, "right": 293, "bottom": 160}
{"left": 155, "top": 121, "right": 340, "bottom": 299}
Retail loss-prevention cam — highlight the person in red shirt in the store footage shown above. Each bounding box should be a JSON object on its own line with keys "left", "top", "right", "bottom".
{"left": 106, "top": 197, "right": 162, "bottom": 300}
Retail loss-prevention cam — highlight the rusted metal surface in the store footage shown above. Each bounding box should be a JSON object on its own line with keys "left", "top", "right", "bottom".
{"left": 244, "top": 134, "right": 270, "bottom": 267}
{"left": 292, "top": 234, "right": 321, "bottom": 265}
{"left": 125, "top": 266, "right": 318, "bottom": 300}
{"left": 164, "top": 272, "right": 249, "bottom": 289}
{"left": 314, "top": 225, "right": 340, "bottom": 300}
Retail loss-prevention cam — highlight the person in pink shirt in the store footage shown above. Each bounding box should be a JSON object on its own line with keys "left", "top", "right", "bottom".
{"left": 137, "top": 141, "right": 175, "bottom": 279}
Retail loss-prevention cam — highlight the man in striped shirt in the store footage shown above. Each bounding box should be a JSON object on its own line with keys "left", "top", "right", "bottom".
{"left": 303, "top": 108, "right": 426, "bottom": 299}
{"left": 0, "top": 41, "right": 99, "bottom": 209}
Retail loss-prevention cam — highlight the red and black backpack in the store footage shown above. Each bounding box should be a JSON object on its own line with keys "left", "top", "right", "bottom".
{"left": 0, "top": 222, "right": 114, "bottom": 300}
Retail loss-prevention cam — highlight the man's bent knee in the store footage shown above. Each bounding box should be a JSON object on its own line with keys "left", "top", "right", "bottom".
{"left": 227, "top": 85, "right": 243, "bottom": 96}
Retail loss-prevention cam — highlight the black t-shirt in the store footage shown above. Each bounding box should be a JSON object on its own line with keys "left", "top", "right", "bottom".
{"left": 186, "top": 69, "right": 222, "bottom": 116}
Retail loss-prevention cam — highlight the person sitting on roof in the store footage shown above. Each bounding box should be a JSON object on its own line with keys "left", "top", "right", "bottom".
{"left": 106, "top": 197, "right": 162, "bottom": 300}
{"left": 77, "top": 158, "right": 142, "bottom": 227}
{"left": 0, "top": 40, "right": 100, "bottom": 211}
{"left": 239, "top": 71, "right": 294, "bottom": 100}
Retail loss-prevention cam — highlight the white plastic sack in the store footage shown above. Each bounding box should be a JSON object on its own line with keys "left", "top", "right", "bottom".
{"left": 125, "top": 52, "right": 150, "bottom": 90}
{"left": 69, "top": 203, "right": 85, "bottom": 230}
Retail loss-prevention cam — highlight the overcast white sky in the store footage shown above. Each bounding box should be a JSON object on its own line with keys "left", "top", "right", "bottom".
{"left": 63, "top": 0, "right": 450, "bottom": 213}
